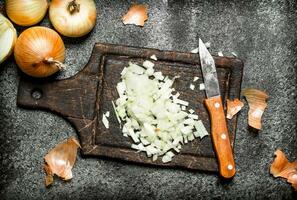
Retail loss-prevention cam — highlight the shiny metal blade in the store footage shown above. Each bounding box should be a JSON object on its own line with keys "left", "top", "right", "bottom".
{"left": 199, "top": 38, "right": 220, "bottom": 98}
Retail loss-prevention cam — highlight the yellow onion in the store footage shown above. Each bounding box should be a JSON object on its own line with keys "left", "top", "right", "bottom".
{"left": 49, "top": 0, "right": 97, "bottom": 37}
{"left": 0, "top": 14, "right": 17, "bottom": 64}
{"left": 14, "top": 27, "right": 65, "bottom": 78}
{"left": 6, "top": 0, "right": 48, "bottom": 26}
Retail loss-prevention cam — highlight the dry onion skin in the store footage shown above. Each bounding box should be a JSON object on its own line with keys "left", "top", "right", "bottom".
{"left": 0, "top": 14, "right": 17, "bottom": 64}
{"left": 6, "top": 0, "right": 48, "bottom": 26}
{"left": 242, "top": 88, "right": 268, "bottom": 130}
{"left": 49, "top": 0, "right": 97, "bottom": 37}
{"left": 44, "top": 137, "right": 81, "bottom": 187}
{"left": 226, "top": 98, "right": 244, "bottom": 119}
{"left": 270, "top": 149, "right": 297, "bottom": 191}
{"left": 122, "top": 3, "right": 148, "bottom": 27}
{"left": 14, "top": 26, "right": 66, "bottom": 78}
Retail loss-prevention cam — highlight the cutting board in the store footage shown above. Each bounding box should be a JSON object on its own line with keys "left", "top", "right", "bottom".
{"left": 17, "top": 43, "right": 243, "bottom": 172}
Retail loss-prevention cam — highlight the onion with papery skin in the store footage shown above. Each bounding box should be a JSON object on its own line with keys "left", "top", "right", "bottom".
{"left": 0, "top": 14, "right": 17, "bottom": 64}
{"left": 14, "top": 27, "right": 65, "bottom": 78}
{"left": 6, "top": 0, "right": 48, "bottom": 26}
{"left": 49, "top": 0, "right": 97, "bottom": 37}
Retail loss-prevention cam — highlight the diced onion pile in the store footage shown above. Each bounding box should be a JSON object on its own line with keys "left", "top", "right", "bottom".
{"left": 111, "top": 60, "right": 208, "bottom": 163}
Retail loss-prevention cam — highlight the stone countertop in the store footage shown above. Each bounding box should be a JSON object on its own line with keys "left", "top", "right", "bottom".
{"left": 0, "top": 0, "right": 296, "bottom": 199}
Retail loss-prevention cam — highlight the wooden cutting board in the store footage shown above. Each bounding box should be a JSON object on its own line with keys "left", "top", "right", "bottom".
{"left": 17, "top": 43, "right": 244, "bottom": 172}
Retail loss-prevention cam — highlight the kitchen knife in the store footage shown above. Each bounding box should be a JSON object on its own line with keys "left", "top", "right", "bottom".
{"left": 199, "top": 38, "right": 236, "bottom": 178}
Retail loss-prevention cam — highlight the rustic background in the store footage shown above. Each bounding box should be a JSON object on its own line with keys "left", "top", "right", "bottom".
{"left": 0, "top": 0, "right": 296, "bottom": 199}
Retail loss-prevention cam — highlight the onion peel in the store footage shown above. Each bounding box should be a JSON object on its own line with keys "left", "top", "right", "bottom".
{"left": 122, "top": 3, "right": 148, "bottom": 27}
{"left": 270, "top": 149, "right": 297, "bottom": 191}
{"left": 44, "top": 163, "right": 54, "bottom": 187}
{"left": 226, "top": 98, "right": 244, "bottom": 119}
{"left": 44, "top": 137, "right": 81, "bottom": 187}
{"left": 242, "top": 88, "right": 268, "bottom": 130}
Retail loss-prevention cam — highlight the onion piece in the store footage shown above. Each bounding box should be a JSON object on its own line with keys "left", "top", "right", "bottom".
{"left": 231, "top": 52, "right": 238, "bottom": 57}
{"left": 143, "top": 60, "right": 155, "bottom": 68}
{"left": 190, "top": 48, "right": 198, "bottom": 53}
{"left": 194, "top": 120, "right": 209, "bottom": 138}
{"left": 243, "top": 88, "right": 268, "bottom": 130}
{"left": 150, "top": 55, "right": 157, "bottom": 61}
{"left": 205, "top": 41, "right": 211, "bottom": 48}
{"left": 189, "top": 109, "right": 195, "bottom": 114}
{"left": 102, "top": 114, "right": 109, "bottom": 129}
{"left": 226, "top": 98, "right": 244, "bottom": 119}
{"left": 193, "top": 77, "right": 199, "bottom": 82}
{"left": 188, "top": 114, "right": 199, "bottom": 120}
{"left": 117, "top": 82, "right": 126, "bottom": 96}
{"left": 190, "top": 84, "right": 195, "bottom": 90}
{"left": 173, "top": 98, "right": 189, "bottom": 106}
{"left": 154, "top": 71, "right": 164, "bottom": 80}
{"left": 44, "top": 137, "right": 81, "bottom": 187}
{"left": 122, "top": 3, "right": 148, "bottom": 27}
{"left": 199, "top": 83, "right": 205, "bottom": 90}
{"left": 218, "top": 51, "right": 223, "bottom": 57}
{"left": 270, "top": 149, "right": 297, "bottom": 191}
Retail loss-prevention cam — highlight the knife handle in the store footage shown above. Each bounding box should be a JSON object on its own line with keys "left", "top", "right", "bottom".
{"left": 205, "top": 96, "right": 236, "bottom": 178}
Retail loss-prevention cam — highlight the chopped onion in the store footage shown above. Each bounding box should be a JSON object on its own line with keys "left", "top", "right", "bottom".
{"left": 190, "top": 48, "right": 198, "bottom": 53}
{"left": 102, "top": 114, "right": 109, "bottom": 129}
{"left": 173, "top": 98, "right": 189, "bottom": 106}
{"left": 114, "top": 61, "right": 209, "bottom": 163}
{"left": 190, "top": 84, "right": 195, "bottom": 90}
{"left": 218, "top": 51, "right": 223, "bottom": 57}
{"left": 188, "top": 114, "right": 199, "bottom": 120}
{"left": 193, "top": 77, "right": 199, "bottom": 82}
{"left": 154, "top": 71, "right": 164, "bottom": 80}
{"left": 194, "top": 120, "right": 208, "bottom": 138}
{"left": 150, "top": 54, "right": 157, "bottom": 61}
{"left": 143, "top": 60, "right": 155, "bottom": 68}
{"left": 117, "top": 82, "right": 126, "bottom": 96}
{"left": 199, "top": 83, "right": 205, "bottom": 90}
{"left": 231, "top": 52, "right": 238, "bottom": 57}
{"left": 205, "top": 41, "right": 211, "bottom": 48}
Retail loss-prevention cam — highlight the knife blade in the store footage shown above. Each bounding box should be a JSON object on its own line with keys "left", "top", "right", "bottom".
{"left": 199, "top": 38, "right": 236, "bottom": 178}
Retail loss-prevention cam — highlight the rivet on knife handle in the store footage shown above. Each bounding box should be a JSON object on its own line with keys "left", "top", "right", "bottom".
{"left": 205, "top": 96, "right": 236, "bottom": 178}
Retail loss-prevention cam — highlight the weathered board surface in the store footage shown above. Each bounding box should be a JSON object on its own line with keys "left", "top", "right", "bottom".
{"left": 17, "top": 43, "right": 243, "bottom": 172}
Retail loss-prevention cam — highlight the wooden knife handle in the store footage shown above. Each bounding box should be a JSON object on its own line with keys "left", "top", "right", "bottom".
{"left": 205, "top": 96, "right": 236, "bottom": 178}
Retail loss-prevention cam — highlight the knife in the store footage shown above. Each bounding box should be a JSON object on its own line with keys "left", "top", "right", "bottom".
{"left": 198, "top": 39, "right": 236, "bottom": 178}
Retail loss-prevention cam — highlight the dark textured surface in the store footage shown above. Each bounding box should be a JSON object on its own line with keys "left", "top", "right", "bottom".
{"left": 0, "top": 0, "right": 296, "bottom": 199}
